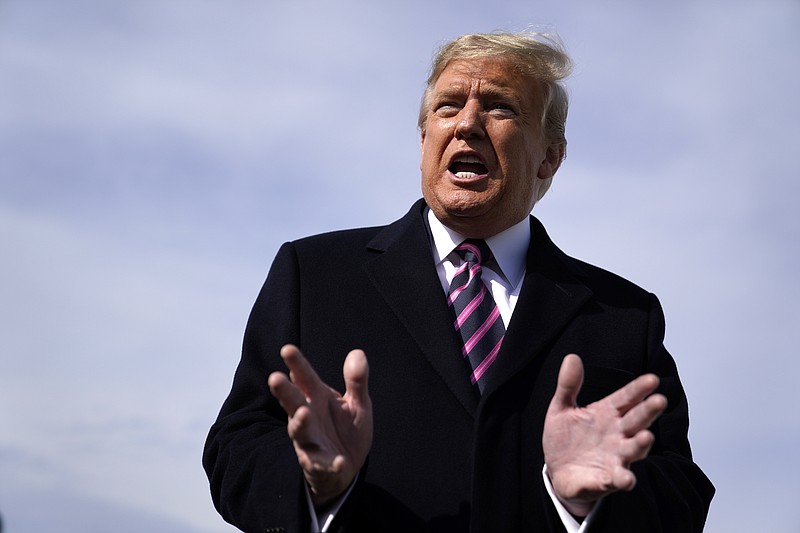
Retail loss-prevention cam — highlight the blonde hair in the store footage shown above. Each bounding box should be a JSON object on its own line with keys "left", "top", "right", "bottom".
{"left": 418, "top": 32, "right": 573, "bottom": 200}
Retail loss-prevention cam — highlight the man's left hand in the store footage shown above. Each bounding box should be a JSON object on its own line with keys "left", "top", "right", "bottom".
{"left": 542, "top": 354, "right": 667, "bottom": 517}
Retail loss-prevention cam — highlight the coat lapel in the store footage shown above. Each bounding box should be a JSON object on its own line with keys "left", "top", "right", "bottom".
{"left": 362, "top": 200, "right": 480, "bottom": 416}
{"left": 482, "top": 216, "right": 593, "bottom": 397}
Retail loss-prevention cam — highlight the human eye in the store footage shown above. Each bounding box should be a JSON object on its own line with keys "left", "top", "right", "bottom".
{"left": 488, "top": 100, "right": 516, "bottom": 115}
{"left": 433, "top": 100, "right": 461, "bottom": 116}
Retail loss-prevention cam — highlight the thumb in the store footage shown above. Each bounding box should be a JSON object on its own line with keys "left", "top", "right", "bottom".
{"left": 343, "top": 349, "right": 370, "bottom": 406}
{"left": 552, "top": 354, "right": 584, "bottom": 410}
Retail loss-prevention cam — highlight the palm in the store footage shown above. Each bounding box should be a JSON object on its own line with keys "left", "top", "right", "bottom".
{"left": 542, "top": 354, "right": 666, "bottom": 516}
{"left": 269, "top": 345, "right": 373, "bottom": 505}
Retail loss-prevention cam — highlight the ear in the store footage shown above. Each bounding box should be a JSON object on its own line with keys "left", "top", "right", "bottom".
{"left": 537, "top": 142, "right": 565, "bottom": 180}
{"left": 419, "top": 130, "right": 426, "bottom": 168}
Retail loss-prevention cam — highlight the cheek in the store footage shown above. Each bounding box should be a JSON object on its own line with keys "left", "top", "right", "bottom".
{"left": 421, "top": 135, "right": 446, "bottom": 173}
{"left": 420, "top": 140, "right": 440, "bottom": 190}
{"left": 500, "top": 145, "right": 541, "bottom": 210}
{"left": 420, "top": 144, "right": 433, "bottom": 176}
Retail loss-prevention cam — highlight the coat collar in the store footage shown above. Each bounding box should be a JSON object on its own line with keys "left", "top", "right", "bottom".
{"left": 362, "top": 199, "right": 593, "bottom": 414}
{"left": 481, "top": 216, "right": 593, "bottom": 398}
{"left": 362, "top": 200, "right": 481, "bottom": 415}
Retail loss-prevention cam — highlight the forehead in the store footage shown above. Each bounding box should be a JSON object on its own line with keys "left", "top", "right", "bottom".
{"left": 433, "top": 57, "right": 535, "bottom": 97}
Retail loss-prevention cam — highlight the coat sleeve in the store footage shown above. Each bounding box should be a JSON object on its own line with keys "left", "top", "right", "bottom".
{"left": 589, "top": 293, "right": 715, "bottom": 532}
{"left": 203, "top": 242, "right": 311, "bottom": 533}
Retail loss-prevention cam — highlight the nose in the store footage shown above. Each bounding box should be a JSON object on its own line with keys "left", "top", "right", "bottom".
{"left": 454, "top": 100, "right": 485, "bottom": 140}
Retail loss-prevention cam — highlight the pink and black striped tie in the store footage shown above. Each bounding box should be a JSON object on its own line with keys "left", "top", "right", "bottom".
{"left": 447, "top": 239, "right": 505, "bottom": 392}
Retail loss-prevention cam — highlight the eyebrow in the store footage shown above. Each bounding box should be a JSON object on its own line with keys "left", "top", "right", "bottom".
{"left": 479, "top": 85, "right": 519, "bottom": 101}
{"left": 434, "top": 81, "right": 519, "bottom": 101}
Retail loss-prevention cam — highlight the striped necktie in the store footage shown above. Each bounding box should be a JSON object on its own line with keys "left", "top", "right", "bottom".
{"left": 447, "top": 239, "right": 505, "bottom": 392}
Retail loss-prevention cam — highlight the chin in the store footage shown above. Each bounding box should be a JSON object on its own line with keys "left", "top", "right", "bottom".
{"left": 439, "top": 199, "right": 487, "bottom": 219}
{"left": 445, "top": 188, "right": 493, "bottom": 209}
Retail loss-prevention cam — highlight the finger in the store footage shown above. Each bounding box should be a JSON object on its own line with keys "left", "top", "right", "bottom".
{"left": 343, "top": 349, "right": 370, "bottom": 407}
{"left": 601, "top": 373, "right": 660, "bottom": 415}
{"left": 286, "top": 405, "right": 317, "bottom": 446}
{"left": 618, "top": 429, "right": 656, "bottom": 464}
{"left": 619, "top": 393, "right": 667, "bottom": 437}
{"left": 551, "top": 354, "right": 584, "bottom": 410}
{"left": 280, "top": 344, "right": 326, "bottom": 399}
{"left": 268, "top": 371, "right": 308, "bottom": 416}
{"left": 612, "top": 465, "right": 637, "bottom": 492}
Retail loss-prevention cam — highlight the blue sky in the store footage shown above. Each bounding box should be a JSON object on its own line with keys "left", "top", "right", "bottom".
{"left": 1, "top": 1, "right": 798, "bottom": 531}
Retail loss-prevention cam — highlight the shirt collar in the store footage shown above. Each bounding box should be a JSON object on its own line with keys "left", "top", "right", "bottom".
{"left": 426, "top": 208, "right": 530, "bottom": 287}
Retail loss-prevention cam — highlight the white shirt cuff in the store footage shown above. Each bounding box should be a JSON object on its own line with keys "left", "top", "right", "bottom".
{"left": 304, "top": 475, "right": 358, "bottom": 533}
{"left": 542, "top": 465, "right": 601, "bottom": 533}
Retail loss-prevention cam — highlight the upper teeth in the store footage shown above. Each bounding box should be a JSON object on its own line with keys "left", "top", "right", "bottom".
{"left": 456, "top": 155, "right": 481, "bottom": 164}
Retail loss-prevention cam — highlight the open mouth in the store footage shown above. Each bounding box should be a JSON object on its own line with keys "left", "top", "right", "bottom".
{"left": 449, "top": 155, "right": 488, "bottom": 178}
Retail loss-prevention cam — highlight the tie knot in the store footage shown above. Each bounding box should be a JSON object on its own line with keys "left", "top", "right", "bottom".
{"left": 455, "top": 239, "right": 492, "bottom": 266}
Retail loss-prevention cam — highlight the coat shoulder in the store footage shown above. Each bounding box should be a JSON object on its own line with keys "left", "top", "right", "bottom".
{"left": 288, "top": 199, "right": 428, "bottom": 261}
{"left": 531, "top": 216, "right": 654, "bottom": 309}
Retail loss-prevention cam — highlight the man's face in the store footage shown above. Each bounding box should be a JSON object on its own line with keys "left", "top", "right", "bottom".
{"left": 420, "top": 57, "right": 562, "bottom": 238}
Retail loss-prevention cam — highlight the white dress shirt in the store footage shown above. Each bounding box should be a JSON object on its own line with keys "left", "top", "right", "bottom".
{"left": 427, "top": 208, "right": 528, "bottom": 328}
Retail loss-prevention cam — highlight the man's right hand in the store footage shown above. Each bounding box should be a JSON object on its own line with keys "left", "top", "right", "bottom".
{"left": 268, "top": 344, "right": 373, "bottom": 507}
